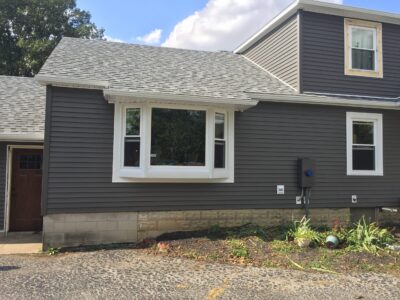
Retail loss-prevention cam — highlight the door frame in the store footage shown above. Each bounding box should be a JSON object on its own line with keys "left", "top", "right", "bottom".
{"left": 3, "top": 145, "right": 44, "bottom": 233}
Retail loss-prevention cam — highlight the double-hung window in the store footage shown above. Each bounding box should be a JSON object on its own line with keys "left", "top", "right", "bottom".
{"left": 344, "top": 19, "right": 383, "bottom": 78}
{"left": 346, "top": 112, "right": 383, "bottom": 176}
{"left": 214, "top": 112, "right": 226, "bottom": 169}
{"left": 113, "top": 102, "right": 234, "bottom": 183}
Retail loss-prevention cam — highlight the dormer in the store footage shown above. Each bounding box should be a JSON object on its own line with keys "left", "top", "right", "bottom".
{"left": 235, "top": 0, "right": 400, "bottom": 99}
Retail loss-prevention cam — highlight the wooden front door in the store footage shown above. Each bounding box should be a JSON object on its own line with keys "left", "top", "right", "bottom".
{"left": 9, "top": 149, "right": 43, "bottom": 232}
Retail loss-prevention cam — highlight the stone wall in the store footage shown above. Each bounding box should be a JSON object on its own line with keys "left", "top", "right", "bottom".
{"left": 43, "top": 208, "right": 351, "bottom": 249}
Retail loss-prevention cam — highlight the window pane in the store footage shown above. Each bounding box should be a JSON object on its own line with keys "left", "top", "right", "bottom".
{"left": 19, "top": 155, "right": 42, "bottom": 169}
{"left": 353, "top": 122, "right": 374, "bottom": 144}
{"left": 352, "top": 28, "right": 374, "bottom": 49}
{"left": 151, "top": 108, "right": 206, "bottom": 166}
{"left": 215, "top": 113, "right": 225, "bottom": 140}
{"left": 352, "top": 49, "right": 375, "bottom": 70}
{"left": 214, "top": 140, "right": 225, "bottom": 168}
{"left": 124, "top": 137, "right": 140, "bottom": 167}
{"left": 126, "top": 108, "right": 140, "bottom": 136}
{"left": 353, "top": 146, "right": 375, "bottom": 171}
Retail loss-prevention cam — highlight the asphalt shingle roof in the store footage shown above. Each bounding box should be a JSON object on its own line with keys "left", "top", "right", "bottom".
{"left": 0, "top": 76, "right": 45, "bottom": 136}
{"left": 38, "top": 37, "right": 296, "bottom": 100}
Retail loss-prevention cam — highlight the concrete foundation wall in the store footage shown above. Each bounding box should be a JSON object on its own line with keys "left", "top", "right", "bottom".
{"left": 43, "top": 212, "right": 138, "bottom": 249}
{"left": 43, "top": 208, "right": 350, "bottom": 248}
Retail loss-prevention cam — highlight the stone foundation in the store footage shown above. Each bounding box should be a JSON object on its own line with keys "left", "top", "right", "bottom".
{"left": 43, "top": 208, "right": 351, "bottom": 249}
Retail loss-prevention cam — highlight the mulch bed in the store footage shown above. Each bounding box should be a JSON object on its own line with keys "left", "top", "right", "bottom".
{"left": 140, "top": 224, "right": 400, "bottom": 276}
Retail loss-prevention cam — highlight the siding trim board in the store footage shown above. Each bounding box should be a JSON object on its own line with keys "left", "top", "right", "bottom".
{"left": 42, "top": 85, "right": 53, "bottom": 215}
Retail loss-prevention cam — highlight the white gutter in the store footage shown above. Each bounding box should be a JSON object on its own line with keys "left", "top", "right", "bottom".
{"left": 35, "top": 75, "right": 109, "bottom": 90}
{"left": 248, "top": 92, "right": 400, "bottom": 110}
{"left": 104, "top": 89, "right": 259, "bottom": 111}
{"left": 0, "top": 133, "right": 44, "bottom": 142}
{"left": 234, "top": 0, "right": 400, "bottom": 54}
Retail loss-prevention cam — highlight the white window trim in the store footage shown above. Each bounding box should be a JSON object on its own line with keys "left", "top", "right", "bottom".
{"left": 344, "top": 18, "right": 383, "bottom": 78}
{"left": 112, "top": 101, "right": 234, "bottom": 183}
{"left": 346, "top": 112, "right": 383, "bottom": 176}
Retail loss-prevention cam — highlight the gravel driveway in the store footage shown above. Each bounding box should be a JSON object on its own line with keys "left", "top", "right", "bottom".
{"left": 0, "top": 249, "right": 399, "bottom": 299}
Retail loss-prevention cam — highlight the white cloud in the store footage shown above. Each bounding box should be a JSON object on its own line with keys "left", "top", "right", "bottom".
{"left": 104, "top": 35, "right": 125, "bottom": 43}
{"left": 162, "top": 0, "right": 343, "bottom": 51}
{"left": 136, "top": 29, "right": 163, "bottom": 45}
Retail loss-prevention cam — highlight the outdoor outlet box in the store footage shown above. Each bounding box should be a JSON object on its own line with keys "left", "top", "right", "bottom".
{"left": 298, "top": 158, "right": 316, "bottom": 188}
{"left": 277, "top": 185, "right": 285, "bottom": 195}
{"left": 352, "top": 195, "right": 358, "bottom": 204}
{"left": 296, "top": 196, "right": 302, "bottom": 205}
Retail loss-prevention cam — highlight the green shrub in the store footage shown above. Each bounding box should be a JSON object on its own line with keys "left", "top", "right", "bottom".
{"left": 347, "top": 217, "right": 395, "bottom": 253}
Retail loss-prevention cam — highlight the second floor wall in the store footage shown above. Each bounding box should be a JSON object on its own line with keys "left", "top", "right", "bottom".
{"left": 242, "top": 10, "right": 400, "bottom": 98}
{"left": 301, "top": 11, "right": 400, "bottom": 98}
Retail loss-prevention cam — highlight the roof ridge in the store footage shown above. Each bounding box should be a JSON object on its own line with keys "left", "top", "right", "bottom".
{"left": 61, "top": 36, "right": 237, "bottom": 56}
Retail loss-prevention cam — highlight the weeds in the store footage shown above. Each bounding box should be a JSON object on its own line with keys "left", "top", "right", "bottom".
{"left": 47, "top": 247, "right": 60, "bottom": 255}
{"left": 347, "top": 217, "right": 395, "bottom": 254}
{"left": 228, "top": 239, "right": 249, "bottom": 259}
{"left": 287, "top": 217, "right": 321, "bottom": 246}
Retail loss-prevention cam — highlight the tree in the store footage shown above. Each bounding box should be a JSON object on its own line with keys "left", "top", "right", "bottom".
{"left": 0, "top": 0, "right": 104, "bottom": 76}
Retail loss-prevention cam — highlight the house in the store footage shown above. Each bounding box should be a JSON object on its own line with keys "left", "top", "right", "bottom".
{"left": 1, "top": 0, "right": 399, "bottom": 248}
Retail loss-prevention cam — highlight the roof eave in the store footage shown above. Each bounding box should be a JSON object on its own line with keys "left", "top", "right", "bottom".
{"left": 0, "top": 133, "right": 44, "bottom": 142}
{"left": 103, "top": 89, "right": 258, "bottom": 111}
{"left": 35, "top": 74, "right": 110, "bottom": 90}
{"left": 248, "top": 92, "right": 400, "bottom": 110}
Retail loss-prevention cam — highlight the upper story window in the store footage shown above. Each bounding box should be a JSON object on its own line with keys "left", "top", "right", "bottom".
{"left": 113, "top": 102, "right": 234, "bottom": 183}
{"left": 344, "top": 19, "right": 383, "bottom": 78}
{"left": 346, "top": 112, "right": 383, "bottom": 176}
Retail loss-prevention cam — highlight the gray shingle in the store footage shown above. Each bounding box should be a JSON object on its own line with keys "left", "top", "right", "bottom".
{"left": 0, "top": 76, "right": 45, "bottom": 135}
{"left": 38, "top": 37, "right": 296, "bottom": 100}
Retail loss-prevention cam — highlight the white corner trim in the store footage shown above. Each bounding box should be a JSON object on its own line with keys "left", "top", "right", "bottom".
{"left": 234, "top": 0, "right": 400, "bottom": 54}
{"left": 0, "top": 133, "right": 44, "bottom": 142}
{"left": 247, "top": 92, "right": 400, "bottom": 110}
{"left": 103, "top": 89, "right": 258, "bottom": 111}
{"left": 346, "top": 112, "right": 383, "bottom": 177}
{"left": 35, "top": 75, "right": 109, "bottom": 89}
{"left": 241, "top": 56, "right": 298, "bottom": 92}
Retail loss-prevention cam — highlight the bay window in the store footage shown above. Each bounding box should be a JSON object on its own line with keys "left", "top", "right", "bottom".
{"left": 113, "top": 102, "right": 234, "bottom": 182}
{"left": 346, "top": 112, "right": 383, "bottom": 176}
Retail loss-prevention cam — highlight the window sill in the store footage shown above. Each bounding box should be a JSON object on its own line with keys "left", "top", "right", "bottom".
{"left": 345, "top": 68, "right": 383, "bottom": 79}
{"left": 113, "top": 167, "right": 233, "bottom": 183}
{"left": 347, "top": 170, "right": 383, "bottom": 176}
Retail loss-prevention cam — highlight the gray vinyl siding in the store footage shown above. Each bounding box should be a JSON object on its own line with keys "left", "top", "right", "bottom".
{"left": 44, "top": 87, "right": 400, "bottom": 214}
{"left": 0, "top": 143, "right": 6, "bottom": 230}
{"left": 301, "top": 11, "right": 400, "bottom": 98}
{"left": 243, "top": 15, "right": 299, "bottom": 90}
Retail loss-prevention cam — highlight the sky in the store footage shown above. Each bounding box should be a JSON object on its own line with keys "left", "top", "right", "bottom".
{"left": 77, "top": 0, "right": 400, "bottom": 51}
